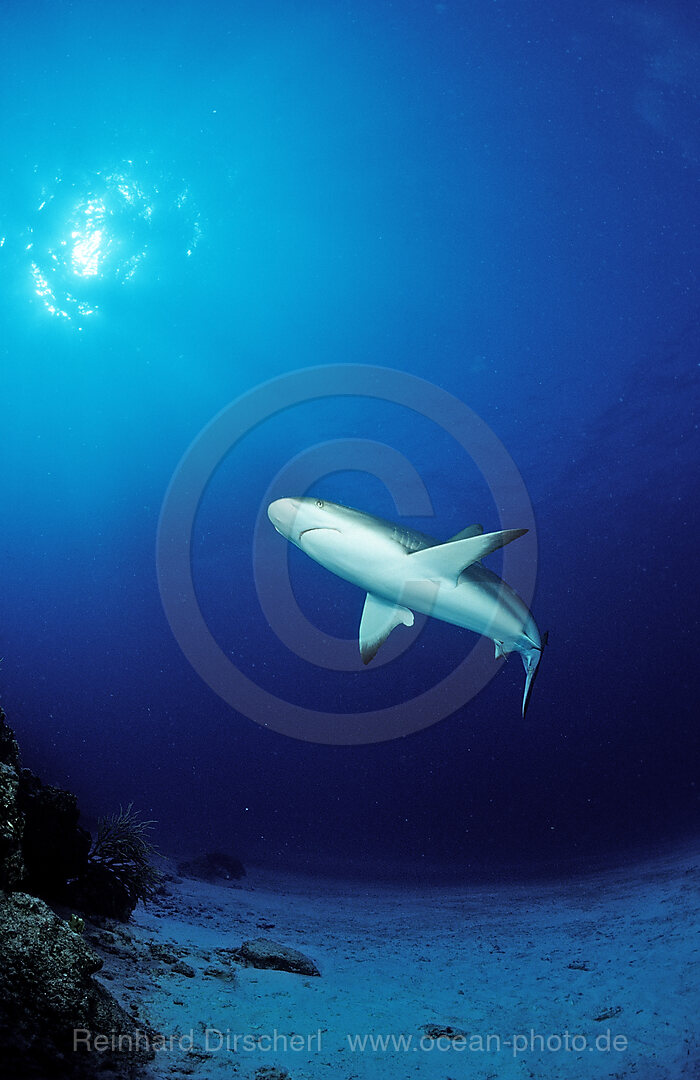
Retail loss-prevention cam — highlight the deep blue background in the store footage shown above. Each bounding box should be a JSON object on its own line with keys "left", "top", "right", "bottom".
{"left": 1, "top": 0, "right": 698, "bottom": 878}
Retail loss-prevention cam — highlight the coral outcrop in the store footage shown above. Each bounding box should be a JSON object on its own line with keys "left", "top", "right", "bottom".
{"left": 0, "top": 891, "right": 154, "bottom": 1076}
{"left": 19, "top": 772, "right": 92, "bottom": 899}
{"left": 0, "top": 707, "right": 91, "bottom": 901}
{"left": 0, "top": 760, "right": 24, "bottom": 890}
{"left": 0, "top": 707, "right": 157, "bottom": 1076}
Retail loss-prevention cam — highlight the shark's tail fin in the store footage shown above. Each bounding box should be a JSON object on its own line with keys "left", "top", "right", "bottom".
{"left": 520, "top": 631, "right": 548, "bottom": 718}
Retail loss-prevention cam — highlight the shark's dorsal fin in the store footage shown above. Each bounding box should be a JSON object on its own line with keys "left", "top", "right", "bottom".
{"left": 407, "top": 528, "right": 527, "bottom": 586}
{"left": 447, "top": 523, "right": 483, "bottom": 542}
{"left": 359, "top": 593, "right": 414, "bottom": 664}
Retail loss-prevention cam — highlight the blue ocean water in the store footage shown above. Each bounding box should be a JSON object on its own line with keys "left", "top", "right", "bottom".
{"left": 1, "top": 0, "right": 698, "bottom": 878}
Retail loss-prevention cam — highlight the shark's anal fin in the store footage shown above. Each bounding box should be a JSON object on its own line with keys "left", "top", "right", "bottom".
{"left": 359, "top": 593, "right": 414, "bottom": 665}
{"left": 407, "top": 528, "right": 527, "bottom": 586}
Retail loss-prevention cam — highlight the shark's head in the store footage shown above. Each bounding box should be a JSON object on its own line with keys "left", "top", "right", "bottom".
{"left": 267, "top": 497, "right": 386, "bottom": 574}
{"left": 267, "top": 497, "right": 346, "bottom": 548}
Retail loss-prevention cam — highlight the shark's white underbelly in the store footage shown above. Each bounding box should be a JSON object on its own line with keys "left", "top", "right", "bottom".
{"left": 330, "top": 550, "right": 536, "bottom": 650}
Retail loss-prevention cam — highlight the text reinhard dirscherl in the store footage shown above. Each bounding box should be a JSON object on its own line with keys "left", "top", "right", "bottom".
{"left": 73, "top": 1027, "right": 629, "bottom": 1058}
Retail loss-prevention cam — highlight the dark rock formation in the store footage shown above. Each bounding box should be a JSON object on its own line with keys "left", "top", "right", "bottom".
{"left": 0, "top": 760, "right": 25, "bottom": 890}
{"left": 233, "top": 938, "right": 320, "bottom": 976}
{"left": 0, "top": 891, "right": 154, "bottom": 1077}
{"left": 0, "top": 707, "right": 25, "bottom": 891}
{"left": 420, "top": 1022, "right": 468, "bottom": 1041}
{"left": 171, "top": 959, "right": 196, "bottom": 978}
{"left": 0, "top": 708, "right": 158, "bottom": 1076}
{"left": 0, "top": 706, "right": 90, "bottom": 902}
{"left": 65, "top": 862, "right": 137, "bottom": 923}
{"left": 19, "top": 771, "right": 91, "bottom": 900}
{"left": 177, "top": 850, "right": 246, "bottom": 882}
{"left": 148, "top": 941, "right": 180, "bottom": 964}
{"left": 0, "top": 707, "right": 21, "bottom": 770}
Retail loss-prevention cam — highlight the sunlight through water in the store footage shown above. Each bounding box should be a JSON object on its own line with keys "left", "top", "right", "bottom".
{"left": 26, "top": 161, "right": 202, "bottom": 329}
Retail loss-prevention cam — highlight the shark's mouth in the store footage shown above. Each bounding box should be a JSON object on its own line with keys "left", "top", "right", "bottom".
{"left": 299, "top": 527, "right": 341, "bottom": 540}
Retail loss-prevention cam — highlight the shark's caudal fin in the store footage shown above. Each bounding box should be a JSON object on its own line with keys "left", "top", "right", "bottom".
{"left": 520, "top": 631, "right": 548, "bottom": 717}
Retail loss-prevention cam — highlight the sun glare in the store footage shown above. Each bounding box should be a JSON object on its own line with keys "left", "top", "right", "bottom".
{"left": 27, "top": 163, "right": 202, "bottom": 328}
{"left": 70, "top": 198, "right": 107, "bottom": 278}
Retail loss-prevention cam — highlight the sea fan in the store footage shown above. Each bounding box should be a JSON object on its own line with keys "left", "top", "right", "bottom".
{"left": 87, "top": 803, "right": 163, "bottom": 906}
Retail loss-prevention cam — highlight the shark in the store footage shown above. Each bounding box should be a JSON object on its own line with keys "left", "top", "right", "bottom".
{"left": 267, "top": 497, "right": 546, "bottom": 716}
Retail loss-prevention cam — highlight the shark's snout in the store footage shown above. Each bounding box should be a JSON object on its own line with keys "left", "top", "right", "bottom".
{"left": 267, "top": 497, "right": 302, "bottom": 538}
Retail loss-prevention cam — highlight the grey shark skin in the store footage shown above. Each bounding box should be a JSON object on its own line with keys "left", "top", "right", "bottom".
{"left": 267, "top": 497, "right": 545, "bottom": 717}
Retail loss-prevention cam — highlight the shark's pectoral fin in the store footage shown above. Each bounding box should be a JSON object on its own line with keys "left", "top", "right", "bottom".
{"left": 359, "top": 593, "right": 414, "bottom": 665}
{"left": 407, "top": 528, "right": 527, "bottom": 586}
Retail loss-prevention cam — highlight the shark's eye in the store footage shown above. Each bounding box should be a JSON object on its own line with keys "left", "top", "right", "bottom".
{"left": 316, "top": 499, "right": 324, "bottom": 509}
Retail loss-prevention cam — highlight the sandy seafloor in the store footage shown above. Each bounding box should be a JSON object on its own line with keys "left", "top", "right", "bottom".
{"left": 87, "top": 845, "right": 700, "bottom": 1080}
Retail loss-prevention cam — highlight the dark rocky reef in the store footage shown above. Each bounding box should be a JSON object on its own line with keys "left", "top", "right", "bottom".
{"left": 0, "top": 707, "right": 157, "bottom": 1076}
{"left": 0, "top": 709, "right": 21, "bottom": 770}
{"left": 0, "top": 707, "right": 91, "bottom": 901}
{"left": 66, "top": 861, "right": 137, "bottom": 923}
{"left": 0, "top": 891, "right": 154, "bottom": 1077}
{"left": 0, "top": 758, "right": 24, "bottom": 890}
{"left": 1, "top": 708, "right": 162, "bottom": 922}
{"left": 19, "top": 771, "right": 92, "bottom": 899}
